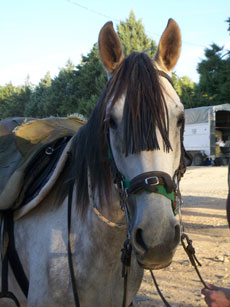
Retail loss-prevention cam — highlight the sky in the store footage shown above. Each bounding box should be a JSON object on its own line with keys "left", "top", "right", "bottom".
{"left": 1, "top": 0, "right": 230, "bottom": 86}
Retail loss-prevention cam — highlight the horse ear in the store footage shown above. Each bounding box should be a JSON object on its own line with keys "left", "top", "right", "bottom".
{"left": 98, "top": 21, "right": 124, "bottom": 73}
{"left": 155, "top": 19, "right": 181, "bottom": 72}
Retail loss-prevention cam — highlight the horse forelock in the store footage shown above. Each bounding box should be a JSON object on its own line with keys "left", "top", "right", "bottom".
{"left": 61, "top": 52, "right": 172, "bottom": 216}
{"left": 105, "top": 52, "right": 171, "bottom": 156}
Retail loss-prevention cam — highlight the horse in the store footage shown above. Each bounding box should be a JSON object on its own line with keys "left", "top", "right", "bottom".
{"left": 0, "top": 18, "right": 185, "bottom": 306}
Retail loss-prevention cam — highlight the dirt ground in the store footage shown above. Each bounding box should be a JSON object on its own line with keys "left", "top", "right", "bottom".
{"left": 135, "top": 166, "right": 230, "bottom": 307}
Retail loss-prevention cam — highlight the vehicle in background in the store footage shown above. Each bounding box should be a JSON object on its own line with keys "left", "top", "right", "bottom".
{"left": 184, "top": 104, "right": 230, "bottom": 166}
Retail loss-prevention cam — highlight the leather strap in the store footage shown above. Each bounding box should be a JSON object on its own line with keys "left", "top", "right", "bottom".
{"left": 0, "top": 209, "right": 28, "bottom": 307}
{"left": 67, "top": 183, "right": 81, "bottom": 307}
{"left": 0, "top": 291, "right": 20, "bottom": 307}
{"left": 150, "top": 270, "right": 171, "bottom": 307}
{"left": 158, "top": 70, "right": 174, "bottom": 88}
{"left": 127, "top": 171, "right": 176, "bottom": 195}
{"left": 121, "top": 239, "right": 132, "bottom": 307}
{"left": 181, "top": 233, "right": 211, "bottom": 289}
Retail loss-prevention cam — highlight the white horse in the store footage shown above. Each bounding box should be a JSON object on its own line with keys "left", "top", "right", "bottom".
{"left": 0, "top": 18, "right": 185, "bottom": 306}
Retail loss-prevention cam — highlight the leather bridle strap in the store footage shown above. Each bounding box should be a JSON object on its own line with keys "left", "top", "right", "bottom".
{"left": 107, "top": 133, "right": 125, "bottom": 187}
{"left": 181, "top": 233, "right": 211, "bottom": 289}
{"left": 0, "top": 210, "right": 26, "bottom": 307}
{"left": 127, "top": 171, "right": 176, "bottom": 201}
{"left": 158, "top": 70, "right": 174, "bottom": 88}
{"left": 150, "top": 270, "right": 171, "bottom": 307}
{"left": 67, "top": 183, "right": 81, "bottom": 307}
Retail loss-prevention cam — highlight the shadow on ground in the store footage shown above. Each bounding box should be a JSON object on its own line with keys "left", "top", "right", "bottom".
{"left": 180, "top": 195, "right": 229, "bottom": 237}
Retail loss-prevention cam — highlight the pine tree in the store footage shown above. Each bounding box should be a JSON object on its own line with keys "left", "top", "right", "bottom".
{"left": 195, "top": 43, "right": 230, "bottom": 106}
{"left": 117, "top": 10, "right": 157, "bottom": 57}
{"left": 43, "top": 60, "right": 79, "bottom": 116}
{"left": 24, "top": 72, "right": 51, "bottom": 117}
{"left": 0, "top": 83, "right": 32, "bottom": 118}
{"left": 74, "top": 44, "right": 107, "bottom": 117}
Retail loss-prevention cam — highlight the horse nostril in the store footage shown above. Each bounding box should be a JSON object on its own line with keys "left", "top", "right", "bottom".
{"left": 135, "top": 228, "right": 148, "bottom": 252}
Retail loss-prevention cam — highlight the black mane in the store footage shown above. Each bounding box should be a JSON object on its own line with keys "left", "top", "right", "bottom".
{"left": 60, "top": 52, "right": 171, "bottom": 216}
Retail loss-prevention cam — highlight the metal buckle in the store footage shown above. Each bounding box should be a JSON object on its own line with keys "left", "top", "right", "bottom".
{"left": 144, "top": 176, "right": 159, "bottom": 186}
{"left": 45, "top": 146, "right": 54, "bottom": 155}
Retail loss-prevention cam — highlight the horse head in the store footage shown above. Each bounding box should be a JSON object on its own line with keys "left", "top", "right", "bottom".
{"left": 98, "top": 19, "right": 184, "bottom": 270}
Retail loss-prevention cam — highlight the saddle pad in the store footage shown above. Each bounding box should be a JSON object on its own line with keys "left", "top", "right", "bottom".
{"left": 0, "top": 116, "right": 85, "bottom": 211}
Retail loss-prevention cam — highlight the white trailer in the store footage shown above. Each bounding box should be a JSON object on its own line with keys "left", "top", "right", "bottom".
{"left": 184, "top": 104, "right": 230, "bottom": 166}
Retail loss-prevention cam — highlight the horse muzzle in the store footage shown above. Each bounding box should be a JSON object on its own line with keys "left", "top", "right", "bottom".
{"left": 130, "top": 202, "right": 181, "bottom": 269}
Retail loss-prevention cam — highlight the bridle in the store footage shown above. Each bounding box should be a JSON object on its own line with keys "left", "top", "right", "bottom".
{"left": 106, "top": 70, "right": 186, "bottom": 216}
{"left": 103, "top": 70, "right": 188, "bottom": 307}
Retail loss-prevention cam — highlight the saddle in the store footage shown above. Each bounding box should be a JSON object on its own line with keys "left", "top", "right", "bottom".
{"left": 0, "top": 116, "right": 85, "bottom": 212}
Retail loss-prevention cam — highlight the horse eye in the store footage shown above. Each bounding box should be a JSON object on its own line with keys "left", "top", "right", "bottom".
{"left": 109, "top": 116, "right": 117, "bottom": 129}
{"left": 177, "top": 115, "right": 184, "bottom": 127}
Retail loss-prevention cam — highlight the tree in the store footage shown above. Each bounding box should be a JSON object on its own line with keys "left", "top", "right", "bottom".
{"left": 0, "top": 83, "right": 32, "bottom": 119}
{"left": 172, "top": 74, "right": 196, "bottom": 108}
{"left": 24, "top": 72, "right": 51, "bottom": 117}
{"left": 70, "top": 12, "right": 157, "bottom": 117}
{"left": 74, "top": 44, "right": 107, "bottom": 117}
{"left": 41, "top": 13, "right": 158, "bottom": 119}
{"left": 185, "top": 17, "right": 230, "bottom": 109}
{"left": 195, "top": 43, "right": 230, "bottom": 106}
{"left": 117, "top": 11, "right": 157, "bottom": 58}
{"left": 226, "top": 17, "right": 230, "bottom": 33}
{"left": 42, "top": 60, "right": 80, "bottom": 117}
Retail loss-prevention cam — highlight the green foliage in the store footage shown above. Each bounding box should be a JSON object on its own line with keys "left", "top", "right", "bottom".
{"left": 74, "top": 44, "right": 107, "bottom": 117}
{"left": 172, "top": 73, "right": 196, "bottom": 108}
{"left": 117, "top": 11, "right": 157, "bottom": 57}
{"left": 176, "top": 17, "right": 230, "bottom": 110}
{"left": 0, "top": 83, "right": 32, "bottom": 119}
{"left": 24, "top": 72, "right": 51, "bottom": 117}
{"left": 195, "top": 43, "right": 230, "bottom": 106}
{"left": 42, "top": 61, "right": 79, "bottom": 117}
{"left": 226, "top": 17, "right": 230, "bottom": 34}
